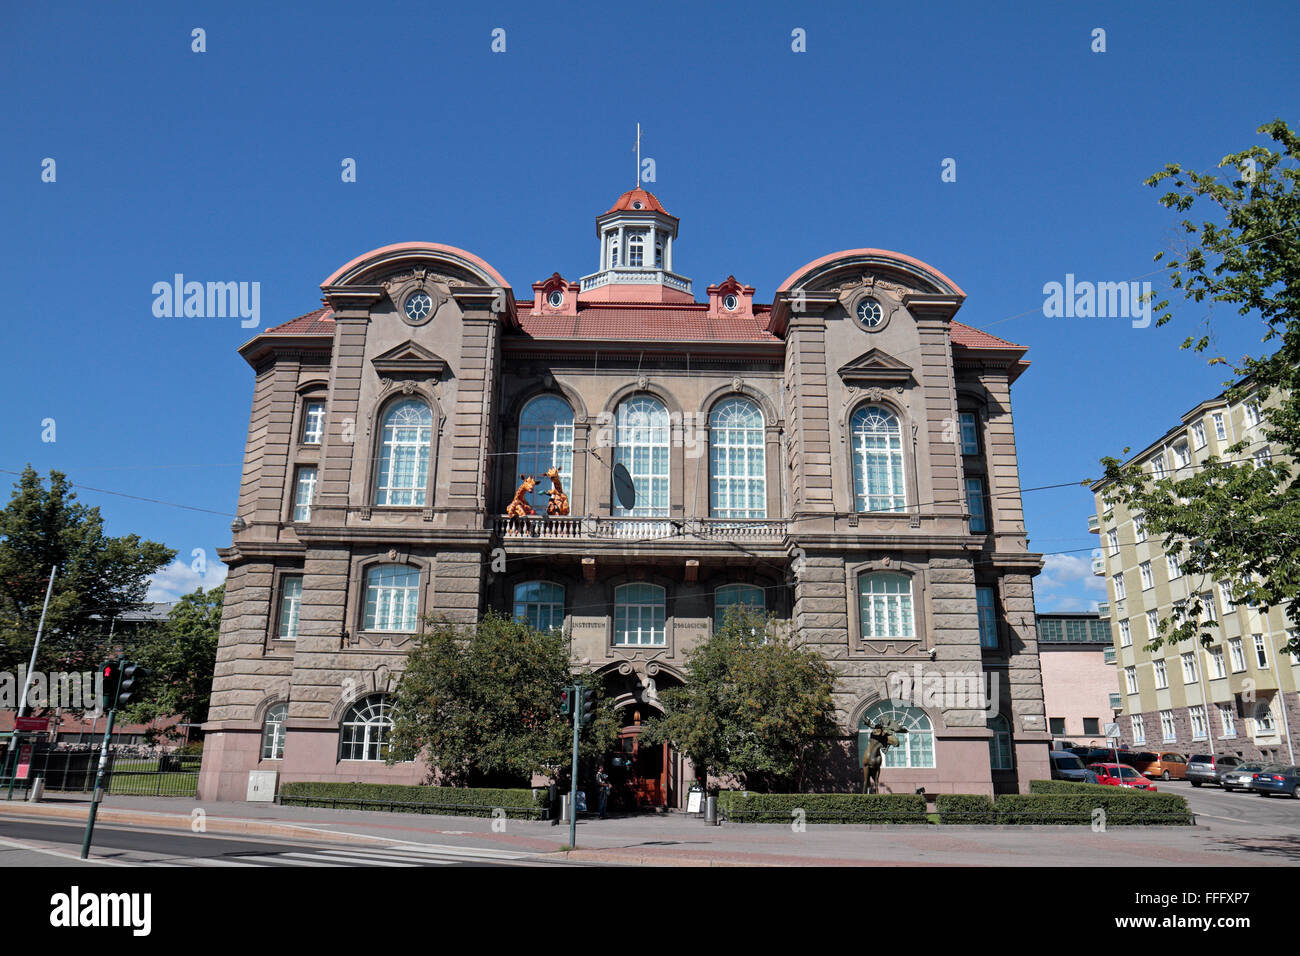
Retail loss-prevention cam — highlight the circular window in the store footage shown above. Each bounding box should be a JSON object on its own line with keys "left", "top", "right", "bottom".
{"left": 856, "top": 297, "right": 885, "bottom": 329}
{"left": 547, "top": 290, "right": 564, "bottom": 308}
{"left": 404, "top": 292, "right": 434, "bottom": 323}
{"left": 722, "top": 293, "right": 739, "bottom": 311}
{"left": 632, "top": 201, "right": 644, "bottom": 209}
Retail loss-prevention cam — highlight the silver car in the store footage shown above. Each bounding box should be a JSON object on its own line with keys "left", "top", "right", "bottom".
{"left": 1220, "top": 763, "right": 1277, "bottom": 793}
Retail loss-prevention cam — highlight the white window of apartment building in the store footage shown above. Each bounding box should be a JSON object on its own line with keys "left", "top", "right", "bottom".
{"left": 1254, "top": 698, "right": 1276, "bottom": 735}
{"left": 1172, "top": 441, "right": 1191, "bottom": 469}
{"left": 1244, "top": 400, "right": 1262, "bottom": 427}
{"left": 1131, "top": 715, "right": 1146, "bottom": 745}
{"left": 1153, "top": 659, "right": 1168, "bottom": 689}
{"left": 1139, "top": 562, "right": 1153, "bottom": 590}
{"left": 1253, "top": 633, "right": 1269, "bottom": 668}
{"left": 1254, "top": 447, "right": 1272, "bottom": 468}
{"left": 1218, "top": 580, "right": 1236, "bottom": 612}
{"left": 1151, "top": 455, "right": 1169, "bottom": 479}
{"left": 1228, "top": 637, "right": 1246, "bottom": 672}
{"left": 1212, "top": 411, "right": 1227, "bottom": 440}
{"left": 1160, "top": 710, "right": 1177, "bottom": 742}
{"left": 1107, "top": 529, "right": 1119, "bottom": 556}
{"left": 1190, "top": 421, "right": 1207, "bottom": 449}
{"left": 1217, "top": 703, "right": 1236, "bottom": 738}
{"left": 1125, "top": 666, "right": 1138, "bottom": 694}
{"left": 1207, "top": 646, "right": 1226, "bottom": 680}
{"left": 1166, "top": 552, "right": 1182, "bottom": 579}
{"left": 1133, "top": 514, "right": 1147, "bottom": 542}
{"left": 1181, "top": 652, "right": 1198, "bottom": 683}
{"left": 1113, "top": 572, "right": 1127, "bottom": 600}
{"left": 1189, "top": 706, "right": 1208, "bottom": 740}
{"left": 1146, "top": 609, "right": 1160, "bottom": 640}
{"left": 1119, "top": 619, "right": 1132, "bottom": 647}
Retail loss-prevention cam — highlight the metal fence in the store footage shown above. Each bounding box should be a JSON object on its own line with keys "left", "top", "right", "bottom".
{"left": 0, "top": 746, "right": 201, "bottom": 798}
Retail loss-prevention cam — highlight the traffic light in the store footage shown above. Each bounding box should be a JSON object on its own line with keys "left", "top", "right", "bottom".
{"left": 116, "top": 660, "right": 149, "bottom": 707}
{"left": 560, "top": 685, "right": 573, "bottom": 716}
{"left": 100, "top": 659, "right": 120, "bottom": 711}
{"left": 580, "top": 686, "right": 595, "bottom": 726}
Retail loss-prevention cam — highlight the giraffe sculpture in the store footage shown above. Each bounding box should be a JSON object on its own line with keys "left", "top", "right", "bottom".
{"left": 542, "top": 466, "right": 570, "bottom": 516}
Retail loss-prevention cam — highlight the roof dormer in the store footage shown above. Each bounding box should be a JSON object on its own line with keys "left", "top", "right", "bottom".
{"left": 579, "top": 189, "right": 693, "bottom": 303}
{"left": 706, "top": 276, "right": 756, "bottom": 318}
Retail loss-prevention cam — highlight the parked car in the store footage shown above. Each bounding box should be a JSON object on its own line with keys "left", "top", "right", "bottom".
{"left": 1186, "top": 753, "right": 1242, "bottom": 787}
{"left": 1050, "top": 751, "right": 1101, "bottom": 784}
{"left": 1249, "top": 766, "right": 1300, "bottom": 798}
{"left": 1219, "top": 763, "right": 1277, "bottom": 793}
{"left": 1070, "top": 746, "right": 1137, "bottom": 765}
{"left": 1130, "top": 751, "right": 1189, "bottom": 781}
{"left": 1088, "top": 763, "right": 1158, "bottom": 791}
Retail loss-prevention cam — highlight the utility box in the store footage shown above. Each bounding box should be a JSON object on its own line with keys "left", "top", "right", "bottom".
{"left": 246, "top": 770, "right": 278, "bottom": 802}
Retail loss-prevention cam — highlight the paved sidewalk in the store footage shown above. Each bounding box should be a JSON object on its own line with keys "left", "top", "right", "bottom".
{"left": 1, "top": 794, "right": 1296, "bottom": 866}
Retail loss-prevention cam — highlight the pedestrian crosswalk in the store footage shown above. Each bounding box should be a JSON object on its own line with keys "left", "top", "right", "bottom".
{"left": 161, "top": 841, "right": 545, "bottom": 868}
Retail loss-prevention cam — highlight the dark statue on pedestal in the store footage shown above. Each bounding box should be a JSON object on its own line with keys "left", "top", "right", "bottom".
{"left": 861, "top": 718, "right": 908, "bottom": 794}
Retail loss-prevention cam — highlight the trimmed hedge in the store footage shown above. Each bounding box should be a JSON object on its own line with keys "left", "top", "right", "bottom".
{"left": 935, "top": 793, "right": 996, "bottom": 824}
{"left": 995, "top": 791, "right": 1192, "bottom": 825}
{"left": 717, "top": 791, "right": 927, "bottom": 824}
{"left": 277, "top": 781, "right": 549, "bottom": 819}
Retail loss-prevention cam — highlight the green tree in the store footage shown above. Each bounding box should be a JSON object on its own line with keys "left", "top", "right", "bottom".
{"left": 0, "top": 466, "right": 175, "bottom": 683}
{"left": 639, "top": 607, "right": 839, "bottom": 793}
{"left": 1099, "top": 119, "right": 1300, "bottom": 651}
{"left": 121, "top": 584, "right": 222, "bottom": 741}
{"left": 386, "top": 611, "right": 619, "bottom": 785}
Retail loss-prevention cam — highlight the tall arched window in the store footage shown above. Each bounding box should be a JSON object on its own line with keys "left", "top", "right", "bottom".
{"left": 363, "top": 564, "right": 420, "bottom": 632}
{"left": 988, "top": 714, "right": 1014, "bottom": 770}
{"left": 850, "top": 405, "right": 906, "bottom": 512}
{"left": 339, "top": 695, "right": 393, "bottom": 761}
{"left": 614, "top": 396, "right": 669, "bottom": 517}
{"left": 860, "top": 701, "right": 934, "bottom": 768}
{"left": 518, "top": 396, "right": 574, "bottom": 512}
{"left": 858, "top": 572, "right": 915, "bottom": 639}
{"left": 261, "top": 702, "right": 287, "bottom": 760}
{"left": 374, "top": 398, "right": 433, "bottom": 506}
{"left": 614, "top": 583, "right": 666, "bottom": 646}
{"left": 513, "top": 581, "right": 565, "bottom": 631}
{"left": 709, "top": 398, "right": 766, "bottom": 519}
{"left": 627, "top": 232, "right": 645, "bottom": 267}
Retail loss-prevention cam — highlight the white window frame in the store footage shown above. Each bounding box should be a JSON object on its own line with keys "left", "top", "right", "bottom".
{"left": 1166, "top": 552, "right": 1181, "bottom": 579}
{"left": 1160, "top": 710, "right": 1177, "bottom": 742}
{"left": 1190, "top": 421, "right": 1207, "bottom": 449}
{"left": 861, "top": 702, "right": 934, "bottom": 769}
{"left": 1107, "top": 529, "right": 1119, "bottom": 556}
{"left": 261, "top": 702, "right": 288, "bottom": 760}
{"left": 1217, "top": 702, "right": 1235, "bottom": 738}
{"left": 277, "top": 575, "right": 303, "bottom": 640}
{"left": 1244, "top": 400, "right": 1262, "bottom": 427}
{"left": 293, "top": 466, "right": 317, "bottom": 522}
{"left": 1189, "top": 705, "right": 1208, "bottom": 741}
{"left": 302, "top": 400, "right": 326, "bottom": 445}
{"left": 1139, "top": 562, "right": 1153, "bottom": 590}
{"left": 709, "top": 398, "right": 767, "bottom": 519}
{"left": 614, "top": 583, "right": 666, "bottom": 646}
{"left": 513, "top": 581, "right": 565, "bottom": 632}
{"left": 1112, "top": 572, "right": 1126, "bottom": 601}
{"left": 1153, "top": 659, "right": 1168, "bottom": 689}
{"left": 1228, "top": 637, "right": 1246, "bottom": 672}
{"left": 1212, "top": 412, "right": 1227, "bottom": 441}
{"left": 374, "top": 399, "right": 433, "bottom": 507}
{"left": 958, "top": 411, "right": 979, "bottom": 455}
{"left": 1254, "top": 633, "right": 1269, "bottom": 668}
{"left": 363, "top": 565, "right": 421, "bottom": 633}
{"left": 1133, "top": 514, "right": 1147, "bottom": 543}
{"left": 1172, "top": 441, "right": 1191, "bottom": 469}
{"left": 1207, "top": 646, "right": 1226, "bottom": 680}
{"left": 1119, "top": 619, "right": 1132, "bottom": 647}
{"left": 858, "top": 572, "right": 917, "bottom": 640}
{"left": 1131, "top": 714, "right": 1146, "bottom": 745}
{"left": 1146, "top": 609, "right": 1160, "bottom": 640}
{"left": 1125, "top": 666, "right": 1138, "bottom": 694}
{"left": 850, "top": 406, "right": 907, "bottom": 513}
{"left": 614, "top": 396, "right": 670, "bottom": 517}
{"left": 1181, "top": 652, "right": 1198, "bottom": 684}
{"left": 339, "top": 695, "right": 394, "bottom": 762}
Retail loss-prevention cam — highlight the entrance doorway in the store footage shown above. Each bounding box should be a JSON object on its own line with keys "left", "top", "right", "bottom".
{"left": 610, "top": 709, "right": 670, "bottom": 811}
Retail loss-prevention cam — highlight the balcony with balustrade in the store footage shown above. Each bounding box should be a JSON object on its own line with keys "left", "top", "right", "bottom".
{"left": 491, "top": 514, "right": 789, "bottom": 557}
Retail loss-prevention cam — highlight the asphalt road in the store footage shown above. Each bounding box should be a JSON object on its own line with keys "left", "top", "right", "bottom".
{"left": 1171, "top": 777, "right": 1300, "bottom": 827}
{"left": 0, "top": 816, "right": 556, "bottom": 867}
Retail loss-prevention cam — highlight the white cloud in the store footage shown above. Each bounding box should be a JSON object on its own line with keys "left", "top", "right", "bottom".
{"left": 147, "top": 558, "right": 227, "bottom": 603}
{"left": 1035, "top": 552, "right": 1107, "bottom": 614}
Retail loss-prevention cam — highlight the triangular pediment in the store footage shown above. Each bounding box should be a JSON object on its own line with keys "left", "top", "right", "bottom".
{"left": 371, "top": 341, "right": 448, "bottom": 378}
{"left": 837, "top": 349, "right": 913, "bottom": 385}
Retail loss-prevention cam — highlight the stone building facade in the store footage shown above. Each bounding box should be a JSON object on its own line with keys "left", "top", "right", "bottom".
{"left": 198, "top": 189, "right": 1052, "bottom": 803}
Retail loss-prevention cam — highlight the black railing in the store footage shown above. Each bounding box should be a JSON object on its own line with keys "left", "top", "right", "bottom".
{"left": 0, "top": 747, "right": 200, "bottom": 798}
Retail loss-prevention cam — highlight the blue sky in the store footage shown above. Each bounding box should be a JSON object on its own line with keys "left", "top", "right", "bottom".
{"left": 1, "top": 1, "right": 1296, "bottom": 607}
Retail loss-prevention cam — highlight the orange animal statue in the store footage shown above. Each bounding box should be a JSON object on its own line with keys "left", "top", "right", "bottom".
{"left": 506, "top": 475, "right": 538, "bottom": 518}
{"left": 543, "top": 466, "right": 570, "bottom": 516}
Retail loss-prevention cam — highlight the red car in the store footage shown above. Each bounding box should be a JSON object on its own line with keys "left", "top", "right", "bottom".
{"left": 1088, "top": 763, "right": 1158, "bottom": 791}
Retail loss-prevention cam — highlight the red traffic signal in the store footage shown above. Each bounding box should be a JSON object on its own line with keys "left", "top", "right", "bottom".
{"left": 560, "top": 686, "right": 573, "bottom": 716}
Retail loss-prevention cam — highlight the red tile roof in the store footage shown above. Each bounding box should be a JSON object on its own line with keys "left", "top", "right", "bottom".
{"left": 264, "top": 306, "right": 334, "bottom": 336}
{"left": 604, "top": 188, "right": 669, "bottom": 215}
{"left": 517, "top": 304, "right": 780, "bottom": 343}
{"left": 949, "top": 321, "right": 1024, "bottom": 351}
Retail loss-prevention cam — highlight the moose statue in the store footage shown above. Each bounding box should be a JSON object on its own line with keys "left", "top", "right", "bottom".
{"left": 861, "top": 717, "right": 909, "bottom": 794}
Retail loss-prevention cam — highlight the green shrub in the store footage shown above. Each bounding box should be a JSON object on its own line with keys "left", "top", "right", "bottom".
{"left": 935, "top": 793, "right": 996, "bottom": 824}
{"left": 1029, "top": 779, "right": 1139, "bottom": 796}
{"left": 716, "top": 791, "right": 927, "bottom": 824}
{"left": 995, "top": 791, "right": 1192, "bottom": 825}
{"left": 277, "top": 781, "right": 549, "bottom": 819}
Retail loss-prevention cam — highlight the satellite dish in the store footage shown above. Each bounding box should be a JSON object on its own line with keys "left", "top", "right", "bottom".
{"left": 612, "top": 462, "right": 637, "bottom": 512}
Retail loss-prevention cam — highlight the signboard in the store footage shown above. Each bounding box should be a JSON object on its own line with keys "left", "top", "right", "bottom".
{"left": 15, "top": 717, "right": 48, "bottom": 732}
{"left": 1103, "top": 722, "right": 1121, "bottom": 740}
{"left": 16, "top": 745, "right": 33, "bottom": 780}
{"left": 686, "top": 788, "right": 703, "bottom": 814}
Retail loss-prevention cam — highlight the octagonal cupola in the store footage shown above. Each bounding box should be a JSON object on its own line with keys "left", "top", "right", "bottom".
{"left": 580, "top": 188, "right": 694, "bottom": 303}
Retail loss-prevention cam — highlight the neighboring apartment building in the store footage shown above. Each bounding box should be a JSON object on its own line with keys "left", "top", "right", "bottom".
{"left": 1090, "top": 383, "right": 1298, "bottom": 764}
{"left": 198, "top": 188, "right": 1052, "bottom": 803}
{"left": 1037, "top": 611, "right": 1119, "bottom": 748}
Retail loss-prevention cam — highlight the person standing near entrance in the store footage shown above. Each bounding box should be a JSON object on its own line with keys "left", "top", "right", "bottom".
{"left": 596, "top": 764, "right": 611, "bottom": 819}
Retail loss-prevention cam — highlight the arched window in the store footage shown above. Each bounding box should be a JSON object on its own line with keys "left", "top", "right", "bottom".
{"left": 363, "top": 564, "right": 420, "bottom": 632}
{"left": 614, "top": 583, "right": 666, "bottom": 646}
{"left": 988, "top": 714, "right": 1014, "bottom": 770}
{"left": 339, "top": 695, "right": 393, "bottom": 761}
{"left": 709, "top": 398, "right": 766, "bottom": 519}
{"left": 614, "top": 396, "right": 669, "bottom": 517}
{"left": 517, "top": 396, "right": 574, "bottom": 512}
{"left": 607, "top": 232, "right": 620, "bottom": 268}
{"left": 627, "top": 232, "right": 644, "bottom": 267}
{"left": 514, "top": 581, "right": 565, "bottom": 631}
{"left": 261, "top": 702, "right": 287, "bottom": 760}
{"left": 715, "top": 583, "right": 764, "bottom": 619}
{"left": 374, "top": 398, "right": 433, "bottom": 506}
{"left": 860, "top": 701, "right": 934, "bottom": 768}
{"left": 850, "top": 405, "right": 906, "bottom": 512}
{"left": 857, "top": 572, "right": 915, "bottom": 639}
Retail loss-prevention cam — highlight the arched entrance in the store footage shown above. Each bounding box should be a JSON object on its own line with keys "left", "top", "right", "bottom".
{"left": 599, "top": 664, "right": 683, "bottom": 812}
